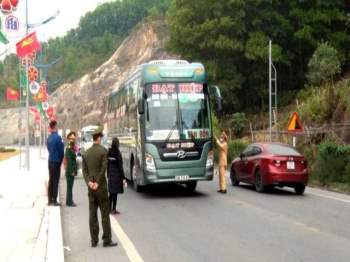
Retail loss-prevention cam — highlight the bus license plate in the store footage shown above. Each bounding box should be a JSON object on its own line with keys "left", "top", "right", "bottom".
{"left": 175, "top": 175, "right": 189, "bottom": 181}
{"left": 287, "top": 161, "right": 295, "bottom": 170}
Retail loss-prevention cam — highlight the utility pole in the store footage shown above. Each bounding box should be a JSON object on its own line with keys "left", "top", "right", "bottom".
{"left": 268, "top": 40, "right": 278, "bottom": 142}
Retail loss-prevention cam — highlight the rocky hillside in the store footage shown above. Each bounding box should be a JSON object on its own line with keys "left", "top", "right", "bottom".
{"left": 0, "top": 108, "right": 21, "bottom": 145}
{"left": 0, "top": 20, "right": 174, "bottom": 145}
{"left": 52, "top": 20, "right": 173, "bottom": 131}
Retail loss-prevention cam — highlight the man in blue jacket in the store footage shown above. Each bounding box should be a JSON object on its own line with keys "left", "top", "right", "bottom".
{"left": 47, "top": 120, "right": 64, "bottom": 206}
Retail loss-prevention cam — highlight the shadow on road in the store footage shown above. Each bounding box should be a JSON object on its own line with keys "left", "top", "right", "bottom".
{"left": 237, "top": 184, "right": 307, "bottom": 197}
{"left": 132, "top": 183, "right": 210, "bottom": 199}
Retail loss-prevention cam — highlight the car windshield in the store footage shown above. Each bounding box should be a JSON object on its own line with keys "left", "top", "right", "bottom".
{"left": 266, "top": 144, "right": 301, "bottom": 156}
{"left": 145, "top": 83, "right": 210, "bottom": 141}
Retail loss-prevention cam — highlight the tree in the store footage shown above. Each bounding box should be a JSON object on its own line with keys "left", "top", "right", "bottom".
{"left": 167, "top": 0, "right": 350, "bottom": 114}
{"left": 230, "top": 113, "right": 248, "bottom": 138}
{"left": 307, "top": 43, "right": 341, "bottom": 86}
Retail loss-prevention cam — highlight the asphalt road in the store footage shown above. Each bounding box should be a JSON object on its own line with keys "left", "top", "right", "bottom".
{"left": 61, "top": 173, "right": 350, "bottom": 262}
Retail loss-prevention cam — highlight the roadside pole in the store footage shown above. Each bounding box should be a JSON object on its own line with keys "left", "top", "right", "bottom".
{"left": 18, "top": 62, "right": 22, "bottom": 169}
{"left": 269, "top": 40, "right": 272, "bottom": 142}
{"left": 24, "top": 0, "right": 30, "bottom": 170}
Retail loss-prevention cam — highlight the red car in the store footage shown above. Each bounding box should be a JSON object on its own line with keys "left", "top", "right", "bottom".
{"left": 230, "top": 142, "right": 308, "bottom": 195}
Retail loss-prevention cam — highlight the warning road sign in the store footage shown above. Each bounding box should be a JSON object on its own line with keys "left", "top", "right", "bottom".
{"left": 287, "top": 112, "right": 303, "bottom": 132}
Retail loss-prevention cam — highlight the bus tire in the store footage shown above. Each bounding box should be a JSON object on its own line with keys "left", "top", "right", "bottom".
{"left": 131, "top": 162, "right": 143, "bottom": 192}
{"left": 185, "top": 181, "right": 197, "bottom": 192}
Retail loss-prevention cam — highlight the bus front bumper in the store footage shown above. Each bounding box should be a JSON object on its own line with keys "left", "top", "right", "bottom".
{"left": 144, "top": 166, "right": 214, "bottom": 184}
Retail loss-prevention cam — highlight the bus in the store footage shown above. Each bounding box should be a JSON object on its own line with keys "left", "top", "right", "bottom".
{"left": 107, "top": 60, "right": 222, "bottom": 192}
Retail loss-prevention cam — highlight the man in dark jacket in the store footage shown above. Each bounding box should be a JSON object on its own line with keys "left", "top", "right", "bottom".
{"left": 82, "top": 126, "right": 118, "bottom": 248}
{"left": 46, "top": 120, "right": 64, "bottom": 205}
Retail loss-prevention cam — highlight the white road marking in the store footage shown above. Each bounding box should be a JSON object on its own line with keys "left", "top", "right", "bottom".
{"left": 307, "top": 190, "right": 350, "bottom": 204}
{"left": 294, "top": 222, "right": 320, "bottom": 233}
{"left": 110, "top": 216, "right": 144, "bottom": 262}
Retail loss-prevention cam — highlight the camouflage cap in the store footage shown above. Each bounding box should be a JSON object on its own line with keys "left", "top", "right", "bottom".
{"left": 91, "top": 126, "right": 104, "bottom": 136}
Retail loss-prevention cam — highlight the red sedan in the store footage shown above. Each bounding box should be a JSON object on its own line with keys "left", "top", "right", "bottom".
{"left": 230, "top": 142, "right": 308, "bottom": 195}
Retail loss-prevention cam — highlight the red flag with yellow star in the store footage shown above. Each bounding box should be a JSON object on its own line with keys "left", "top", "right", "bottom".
{"left": 16, "top": 32, "right": 41, "bottom": 58}
{"left": 6, "top": 87, "right": 19, "bottom": 101}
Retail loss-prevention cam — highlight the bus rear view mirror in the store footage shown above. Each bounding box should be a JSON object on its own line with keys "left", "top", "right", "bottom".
{"left": 210, "top": 85, "right": 222, "bottom": 113}
{"left": 138, "top": 98, "right": 145, "bottom": 114}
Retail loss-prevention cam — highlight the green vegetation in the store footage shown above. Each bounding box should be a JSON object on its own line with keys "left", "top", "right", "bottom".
{"left": 307, "top": 43, "right": 341, "bottom": 86}
{"left": 167, "top": 0, "right": 350, "bottom": 114}
{"left": 312, "top": 139, "right": 350, "bottom": 187}
{"left": 291, "top": 79, "right": 350, "bottom": 192}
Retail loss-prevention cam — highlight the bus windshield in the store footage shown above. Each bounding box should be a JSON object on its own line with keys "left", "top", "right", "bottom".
{"left": 145, "top": 83, "right": 210, "bottom": 141}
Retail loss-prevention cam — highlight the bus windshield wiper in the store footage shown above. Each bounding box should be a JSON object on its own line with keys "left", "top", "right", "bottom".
{"left": 165, "top": 122, "right": 178, "bottom": 143}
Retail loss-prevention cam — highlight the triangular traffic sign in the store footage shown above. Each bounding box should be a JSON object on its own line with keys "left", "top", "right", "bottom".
{"left": 287, "top": 112, "right": 303, "bottom": 132}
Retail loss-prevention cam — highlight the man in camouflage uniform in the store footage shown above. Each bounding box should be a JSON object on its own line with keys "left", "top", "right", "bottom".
{"left": 82, "top": 126, "right": 118, "bottom": 247}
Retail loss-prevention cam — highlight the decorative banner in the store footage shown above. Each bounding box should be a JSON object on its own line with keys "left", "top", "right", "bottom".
{"left": 40, "top": 80, "right": 47, "bottom": 88}
{"left": 34, "top": 85, "right": 48, "bottom": 102}
{"left": 29, "top": 81, "right": 40, "bottom": 94}
{"left": 0, "top": 0, "right": 19, "bottom": 14}
{"left": 19, "top": 67, "right": 27, "bottom": 88}
{"left": 42, "top": 101, "right": 49, "bottom": 111}
{"left": 29, "top": 106, "right": 41, "bottom": 123}
{"left": 4, "top": 15, "right": 19, "bottom": 31}
{"left": 29, "top": 106, "right": 38, "bottom": 114}
{"left": 16, "top": 31, "right": 41, "bottom": 58}
{"left": 6, "top": 87, "right": 19, "bottom": 101}
{"left": 46, "top": 106, "right": 54, "bottom": 118}
{"left": 28, "top": 65, "right": 39, "bottom": 81}
{"left": 21, "top": 51, "right": 36, "bottom": 66}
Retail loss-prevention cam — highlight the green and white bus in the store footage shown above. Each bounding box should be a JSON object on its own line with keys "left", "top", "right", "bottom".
{"left": 107, "top": 60, "right": 221, "bottom": 192}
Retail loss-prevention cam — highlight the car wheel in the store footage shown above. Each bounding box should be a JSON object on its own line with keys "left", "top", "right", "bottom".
{"left": 294, "top": 184, "right": 306, "bottom": 195}
{"left": 131, "top": 162, "right": 143, "bottom": 192}
{"left": 185, "top": 181, "right": 197, "bottom": 192}
{"left": 255, "top": 170, "right": 266, "bottom": 193}
{"left": 230, "top": 168, "right": 240, "bottom": 186}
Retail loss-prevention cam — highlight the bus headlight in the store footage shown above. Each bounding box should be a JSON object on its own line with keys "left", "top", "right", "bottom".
{"left": 145, "top": 153, "right": 156, "bottom": 172}
{"left": 206, "top": 150, "right": 214, "bottom": 168}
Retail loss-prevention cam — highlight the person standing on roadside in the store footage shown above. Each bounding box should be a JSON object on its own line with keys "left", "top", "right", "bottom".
{"left": 215, "top": 130, "right": 228, "bottom": 194}
{"left": 82, "top": 126, "right": 118, "bottom": 248}
{"left": 107, "top": 137, "right": 126, "bottom": 215}
{"left": 65, "top": 131, "right": 78, "bottom": 207}
{"left": 47, "top": 120, "right": 64, "bottom": 205}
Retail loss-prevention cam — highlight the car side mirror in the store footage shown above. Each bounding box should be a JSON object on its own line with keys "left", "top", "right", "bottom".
{"left": 210, "top": 85, "right": 222, "bottom": 113}
{"left": 138, "top": 98, "right": 144, "bottom": 114}
{"left": 239, "top": 153, "right": 245, "bottom": 159}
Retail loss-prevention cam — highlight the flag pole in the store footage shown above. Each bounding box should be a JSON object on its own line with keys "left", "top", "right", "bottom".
{"left": 18, "top": 62, "right": 22, "bottom": 169}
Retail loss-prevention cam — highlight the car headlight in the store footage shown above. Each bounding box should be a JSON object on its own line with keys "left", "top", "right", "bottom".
{"left": 206, "top": 150, "right": 214, "bottom": 168}
{"left": 145, "top": 153, "right": 156, "bottom": 172}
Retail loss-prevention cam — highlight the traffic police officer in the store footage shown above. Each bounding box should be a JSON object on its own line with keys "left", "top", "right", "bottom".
{"left": 82, "top": 126, "right": 118, "bottom": 247}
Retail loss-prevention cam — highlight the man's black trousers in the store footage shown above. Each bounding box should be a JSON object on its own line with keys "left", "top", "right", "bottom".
{"left": 48, "top": 161, "right": 61, "bottom": 204}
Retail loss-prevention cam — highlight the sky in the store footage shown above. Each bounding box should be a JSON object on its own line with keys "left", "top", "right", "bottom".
{"left": 0, "top": 0, "right": 113, "bottom": 58}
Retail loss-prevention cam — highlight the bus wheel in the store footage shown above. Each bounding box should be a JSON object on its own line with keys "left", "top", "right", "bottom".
{"left": 131, "top": 163, "right": 142, "bottom": 192}
{"left": 185, "top": 181, "right": 197, "bottom": 192}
